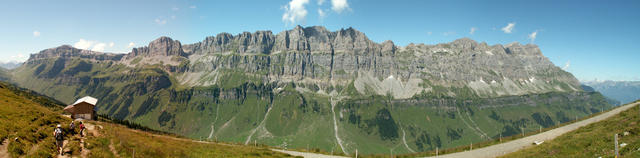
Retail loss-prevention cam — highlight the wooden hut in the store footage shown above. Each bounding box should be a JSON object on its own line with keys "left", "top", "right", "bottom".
{"left": 64, "top": 96, "right": 98, "bottom": 120}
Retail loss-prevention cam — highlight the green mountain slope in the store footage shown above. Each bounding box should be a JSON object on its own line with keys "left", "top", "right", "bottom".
{"left": 504, "top": 100, "right": 640, "bottom": 157}
{"left": 0, "top": 67, "right": 9, "bottom": 81}
{"left": 0, "top": 81, "right": 292, "bottom": 157}
{"left": 6, "top": 26, "right": 613, "bottom": 155}
{"left": 0, "top": 82, "right": 69, "bottom": 157}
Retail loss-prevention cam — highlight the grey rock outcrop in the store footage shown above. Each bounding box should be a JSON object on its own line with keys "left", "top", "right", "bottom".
{"left": 127, "top": 36, "right": 186, "bottom": 59}
{"left": 27, "top": 45, "right": 124, "bottom": 63}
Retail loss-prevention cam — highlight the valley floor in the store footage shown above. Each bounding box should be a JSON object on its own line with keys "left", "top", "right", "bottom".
{"left": 429, "top": 101, "right": 640, "bottom": 158}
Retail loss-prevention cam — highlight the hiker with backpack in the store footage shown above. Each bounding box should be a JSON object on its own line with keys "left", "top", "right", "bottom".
{"left": 78, "top": 121, "right": 85, "bottom": 137}
{"left": 69, "top": 121, "right": 76, "bottom": 135}
{"left": 53, "top": 124, "right": 64, "bottom": 155}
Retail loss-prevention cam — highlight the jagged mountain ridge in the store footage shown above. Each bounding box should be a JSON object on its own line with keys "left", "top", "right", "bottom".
{"left": 26, "top": 25, "right": 581, "bottom": 99}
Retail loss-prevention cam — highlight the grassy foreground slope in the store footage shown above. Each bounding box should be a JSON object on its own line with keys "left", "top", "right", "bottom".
{"left": 82, "top": 120, "right": 294, "bottom": 158}
{"left": 0, "top": 81, "right": 293, "bottom": 158}
{"left": 0, "top": 81, "right": 70, "bottom": 157}
{"left": 503, "top": 100, "right": 640, "bottom": 157}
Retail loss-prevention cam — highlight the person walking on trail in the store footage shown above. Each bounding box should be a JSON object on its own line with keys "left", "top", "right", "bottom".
{"left": 79, "top": 121, "right": 85, "bottom": 137}
{"left": 53, "top": 124, "right": 64, "bottom": 155}
{"left": 69, "top": 121, "right": 76, "bottom": 135}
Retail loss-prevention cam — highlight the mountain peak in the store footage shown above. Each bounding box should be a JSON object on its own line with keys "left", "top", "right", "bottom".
{"left": 129, "top": 36, "right": 185, "bottom": 57}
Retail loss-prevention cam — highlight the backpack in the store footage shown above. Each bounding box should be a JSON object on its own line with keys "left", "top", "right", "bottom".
{"left": 54, "top": 128, "right": 63, "bottom": 140}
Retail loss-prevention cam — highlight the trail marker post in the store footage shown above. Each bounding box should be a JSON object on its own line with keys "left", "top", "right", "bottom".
{"left": 615, "top": 133, "right": 619, "bottom": 158}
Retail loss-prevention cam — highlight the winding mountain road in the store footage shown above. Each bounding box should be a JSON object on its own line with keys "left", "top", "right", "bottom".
{"left": 427, "top": 102, "right": 639, "bottom": 158}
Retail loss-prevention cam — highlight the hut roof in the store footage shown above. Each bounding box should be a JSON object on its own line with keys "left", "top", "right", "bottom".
{"left": 64, "top": 96, "right": 98, "bottom": 112}
{"left": 72, "top": 96, "right": 98, "bottom": 105}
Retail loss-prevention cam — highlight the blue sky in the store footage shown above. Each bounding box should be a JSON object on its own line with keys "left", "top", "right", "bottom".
{"left": 1, "top": 0, "right": 639, "bottom": 81}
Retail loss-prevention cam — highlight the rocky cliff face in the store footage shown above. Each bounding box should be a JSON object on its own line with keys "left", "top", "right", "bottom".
{"left": 28, "top": 45, "right": 124, "bottom": 62}
{"left": 24, "top": 26, "right": 581, "bottom": 99}
{"left": 181, "top": 26, "right": 582, "bottom": 98}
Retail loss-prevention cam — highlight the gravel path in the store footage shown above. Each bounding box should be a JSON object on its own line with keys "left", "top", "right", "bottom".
{"left": 271, "top": 149, "right": 349, "bottom": 158}
{"left": 427, "top": 102, "right": 639, "bottom": 158}
{"left": 0, "top": 139, "right": 9, "bottom": 158}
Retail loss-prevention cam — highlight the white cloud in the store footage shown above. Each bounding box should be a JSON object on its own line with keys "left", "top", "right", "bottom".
{"left": 427, "top": 32, "right": 432, "bottom": 36}
{"left": 318, "top": 9, "right": 326, "bottom": 19}
{"left": 155, "top": 18, "right": 167, "bottom": 25}
{"left": 172, "top": 7, "right": 179, "bottom": 11}
{"left": 92, "top": 43, "right": 107, "bottom": 52}
{"left": 8, "top": 53, "right": 28, "bottom": 62}
{"left": 171, "top": 15, "right": 176, "bottom": 19}
{"left": 469, "top": 27, "right": 477, "bottom": 35}
{"left": 74, "top": 39, "right": 95, "bottom": 49}
{"left": 189, "top": 5, "right": 196, "bottom": 9}
{"left": 282, "top": 0, "right": 310, "bottom": 25}
{"left": 501, "top": 22, "right": 516, "bottom": 33}
{"left": 562, "top": 60, "right": 570, "bottom": 70}
{"left": 33, "top": 31, "right": 40, "bottom": 37}
{"left": 318, "top": 0, "right": 325, "bottom": 5}
{"left": 331, "top": 0, "right": 350, "bottom": 13}
{"left": 127, "top": 42, "right": 135, "bottom": 48}
{"left": 528, "top": 31, "right": 538, "bottom": 43}
{"left": 73, "top": 39, "right": 110, "bottom": 52}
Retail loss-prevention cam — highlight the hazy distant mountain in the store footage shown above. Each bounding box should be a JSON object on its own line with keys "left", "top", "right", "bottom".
{"left": 0, "top": 67, "right": 8, "bottom": 81}
{"left": 0, "top": 61, "right": 22, "bottom": 69}
{"left": 4, "top": 26, "right": 611, "bottom": 154}
{"left": 583, "top": 80, "right": 640, "bottom": 104}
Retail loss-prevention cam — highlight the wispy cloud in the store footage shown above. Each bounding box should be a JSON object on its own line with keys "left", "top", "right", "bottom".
{"left": 469, "top": 27, "right": 477, "bottom": 35}
{"left": 92, "top": 43, "right": 107, "bottom": 52}
{"left": 189, "top": 5, "right": 196, "bottom": 9}
{"left": 33, "top": 31, "right": 40, "bottom": 37}
{"left": 155, "top": 18, "right": 167, "bottom": 25}
{"left": 331, "top": 0, "right": 350, "bottom": 13}
{"left": 172, "top": 7, "right": 179, "bottom": 11}
{"left": 127, "top": 42, "right": 135, "bottom": 48}
{"left": 109, "top": 42, "right": 115, "bottom": 47}
{"left": 282, "top": 0, "right": 310, "bottom": 25}
{"left": 501, "top": 22, "right": 516, "bottom": 33}
{"left": 427, "top": 32, "right": 432, "bottom": 36}
{"left": 74, "top": 39, "right": 95, "bottom": 50}
{"left": 318, "top": 0, "right": 325, "bottom": 5}
{"left": 562, "top": 60, "right": 570, "bottom": 70}
{"left": 318, "top": 9, "right": 326, "bottom": 19}
{"left": 528, "top": 30, "right": 538, "bottom": 43}
{"left": 8, "top": 53, "right": 28, "bottom": 62}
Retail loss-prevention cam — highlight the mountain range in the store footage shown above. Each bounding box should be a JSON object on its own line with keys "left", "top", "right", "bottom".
{"left": 0, "top": 61, "right": 22, "bottom": 69}
{"left": 0, "top": 26, "right": 611, "bottom": 154}
{"left": 583, "top": 80, "right": 640, "bottom": 104}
